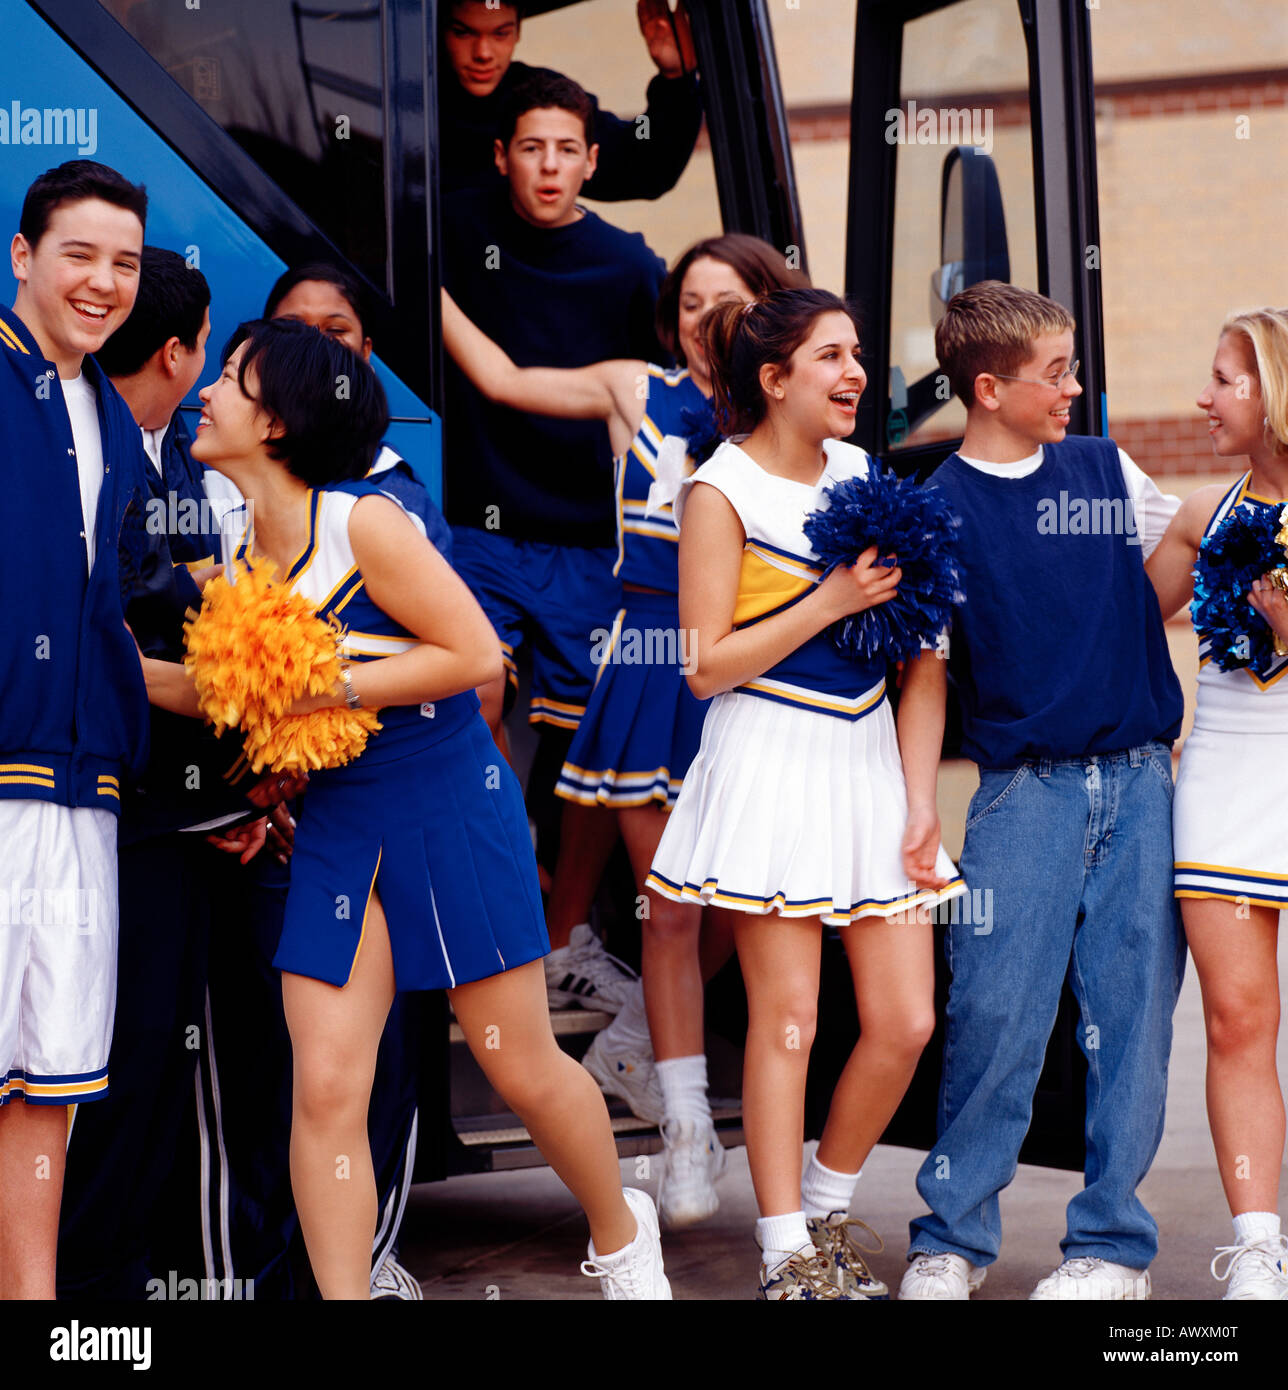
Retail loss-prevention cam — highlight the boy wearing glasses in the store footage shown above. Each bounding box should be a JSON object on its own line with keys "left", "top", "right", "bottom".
{"left": 900, "top": 281, "right": 1186, "bottom": 1301}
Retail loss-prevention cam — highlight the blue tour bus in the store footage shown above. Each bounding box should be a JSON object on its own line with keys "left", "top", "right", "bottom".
{"left": 1, "top": 0, "right": 1105, "bottom": 1186}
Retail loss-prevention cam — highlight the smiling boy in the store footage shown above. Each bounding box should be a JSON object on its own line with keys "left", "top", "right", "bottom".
{"left": 0, "top": 160, "right": 155, "bottom": 1298}
{"left": 900, "top": 281, "right": 1187, "bottom": 1301}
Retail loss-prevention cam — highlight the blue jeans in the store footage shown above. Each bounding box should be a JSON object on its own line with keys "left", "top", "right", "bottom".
{"left": 908, "top": 743, "right": 1185, "bottom": 1270}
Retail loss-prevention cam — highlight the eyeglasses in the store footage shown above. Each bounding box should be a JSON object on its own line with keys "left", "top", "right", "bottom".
{"left": 992, "top": 360, "right": 1080, "bottom": 389}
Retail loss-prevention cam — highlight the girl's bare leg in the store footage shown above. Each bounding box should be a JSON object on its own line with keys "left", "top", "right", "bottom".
{"left": 282, "top": 888, "right": 396, "bottom": 1299}
{"left": 1185, "top": 898, "right": 1283, "bottom": 1215}
{"left": 451, "top": 959, "right": 636, "bottom": 1254}
{"left": 815, "top": 914, "right": 936, "bottom": 1174}
{"left": 733, "top": 915, "right": 822, "bottom": 1215}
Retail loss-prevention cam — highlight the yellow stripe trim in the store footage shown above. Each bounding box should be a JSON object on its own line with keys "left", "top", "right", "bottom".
{"left": 529, "top": 696, "right": 587, "bottom": 715}
{"left": 318, "top": 562, "right": 360, "bottom": 614}
{"left": 2, "top": 1077, "right": 108, "bottom": 1098}
{"left": 1175, "top": 861, "right": 1288, "bottom": 881}
{"left": 0, "top": 762, "right": 55, "bottom": 775}
{"left": 345, "top": 847, "right": 383, "bottom": 987}
{"left": 739, "top": 679, "right": 886, "bottom": 717}
{"left": 0, "top": 318, "right": 30, "bottom": 354}
{"left": 0, "top": 775, "right": 57, "bottom": 788}
{"left": 98, "top": 775, "right": 119, "bottom": 787}
{"left": 1177, "top": 891, "right": 1288, "bottom": 909}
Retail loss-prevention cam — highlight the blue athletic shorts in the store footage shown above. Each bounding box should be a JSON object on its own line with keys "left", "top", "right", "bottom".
{"left": 451, "top": 526, "right": 622, "bottom": 731}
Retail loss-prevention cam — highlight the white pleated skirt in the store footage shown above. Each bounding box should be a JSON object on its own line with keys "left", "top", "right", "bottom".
{"left": 645, "top": 689, "right": 966, "bottom": 925}
{"left": 1174, "top": 724, "right": 1288, "bottom": 909}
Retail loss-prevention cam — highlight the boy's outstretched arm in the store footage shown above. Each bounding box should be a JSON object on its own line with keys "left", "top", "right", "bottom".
{"left": 896, "top": 646, "right": 952, "bottom": 889}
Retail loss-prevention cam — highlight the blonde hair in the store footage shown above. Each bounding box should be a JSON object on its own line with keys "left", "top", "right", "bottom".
{"left": 935, "top": 280, "right": 1075, "bottom": 408}
{"left": 1219, "top": 307, "right": 1288, "bottom": 458}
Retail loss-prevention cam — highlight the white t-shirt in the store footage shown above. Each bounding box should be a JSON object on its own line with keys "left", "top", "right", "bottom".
{"left": 956, "top": 445, "right": 1179, "bottom": 559}
{"left": 62, "top": 373, "right": 104, "bottom": 570}
{"left": 141, "top": 424, "right": 167, "bottom": 477}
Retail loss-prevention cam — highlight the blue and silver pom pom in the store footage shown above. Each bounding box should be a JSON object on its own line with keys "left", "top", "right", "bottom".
{"left": 1191, "top": 502, "right": 1287, "bottom": 672}
{"left": 803, "top": 464, "right": 963, "bottom": 665}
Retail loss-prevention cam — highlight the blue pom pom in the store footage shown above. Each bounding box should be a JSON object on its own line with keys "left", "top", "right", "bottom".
{"left": 802, "top": 463, "right": 963, "bottom": 665}
{"left": 679, "top": 403, "right": 721, "bottom": 468}
{"left": 1192, "top": 503, "right": 1285, "bottom": 673}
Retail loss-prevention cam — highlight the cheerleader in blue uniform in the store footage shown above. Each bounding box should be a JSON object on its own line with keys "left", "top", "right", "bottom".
{"left": 140, "top": 318, "right": 669, "bottom": 1299}
{"left": 644, "top": 290, "right": 965, "bottom": 1299}
{"left": 1146, "top": 307, "right": 1288, "bottom": 1301}
{"left": 442, "top": 235, "right": 807, "bottom": 1233}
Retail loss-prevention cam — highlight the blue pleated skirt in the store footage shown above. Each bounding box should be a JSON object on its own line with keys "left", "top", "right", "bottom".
{"left": 274, "top": 705, "right": 549, "bottom": 990}
{"left": 556, "top": 590, "right": 709, "bottom": 810}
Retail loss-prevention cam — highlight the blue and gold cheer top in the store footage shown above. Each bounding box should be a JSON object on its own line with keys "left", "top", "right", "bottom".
{"left": 674, "top": 439, "right": 887, "bottom": 720}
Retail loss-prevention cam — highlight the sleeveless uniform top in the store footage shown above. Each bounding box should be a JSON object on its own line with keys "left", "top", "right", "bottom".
{"left": 675, "top": 438, "right": 887, "bottom": 721}
{"left": 614, "top": 364, "right": 710, "bottom": 592}
{"left": 233, "top": 480, "right": 479, "bottom": 762}
{"left": 1194, "top": 471, "right": 1288, "bottom": 734}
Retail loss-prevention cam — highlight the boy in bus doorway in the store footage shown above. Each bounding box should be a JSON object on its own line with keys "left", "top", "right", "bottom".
{"left": 442, "top": 72, "right": 669, "bottom": 1014}
{"left": 438, "top": 0, "right": 700, "bottom": 202}
{"left": 901, "top": 281, "right": 1186, "bottom": 1301}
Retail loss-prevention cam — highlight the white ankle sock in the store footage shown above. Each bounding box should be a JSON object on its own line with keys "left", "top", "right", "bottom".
{"left": 655, "top": 1054, "right": 710, "bottom": 1126}
{"left": 603, "top": 981, "right": 651, "bottom": 1050}
{"left": 756, "top": 1212, "right": 813, "bottom": 1276}
{"left": 801, "top": 1153, "right": 860, "bottom": 1221}
{"left": 1233, "top": 1211, "right": 1281, "bottom": 1244}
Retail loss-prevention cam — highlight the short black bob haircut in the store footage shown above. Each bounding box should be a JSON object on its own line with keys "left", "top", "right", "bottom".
{"left": 96, "top": 245, "right": 210, "bottom": 378}
{"left": 220, "top": 318, "right": 388, "bottom": 486}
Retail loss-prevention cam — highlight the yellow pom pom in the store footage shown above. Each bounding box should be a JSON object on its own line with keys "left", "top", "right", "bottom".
{"left": 184, "top": 555, "right": 347, "bottom": 731}
{"left": 184, "top": 553, "right": 383, "bottom": 772}
{"left": 244, "top": 707, "right": 382, "bottom": 775}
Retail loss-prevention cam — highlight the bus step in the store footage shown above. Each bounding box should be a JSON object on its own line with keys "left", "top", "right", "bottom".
{"left": 448, "top": 1007, "right": 613, "bottom": 1044}
{"left": 452, "top": 1104, "right": 743, "bottom": 1173}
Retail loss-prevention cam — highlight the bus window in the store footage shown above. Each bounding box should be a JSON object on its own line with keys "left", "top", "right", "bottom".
{"left": 764, "top": 3, "right": 857, "bottom": 295}
{"left": 886, "top": 0, "right": 1039, "bottom": 452}
{"left": 97, "top": 0, "right": 389, "bottom": 290}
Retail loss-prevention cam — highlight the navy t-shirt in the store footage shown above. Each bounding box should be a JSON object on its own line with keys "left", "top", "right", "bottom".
{"left": 442, "top": 184, "right": 666, "bottom": 546}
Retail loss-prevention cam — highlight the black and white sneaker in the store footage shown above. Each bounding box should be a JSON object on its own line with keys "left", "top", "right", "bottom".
{"left": 371, "top": 1254, "right": 423, "bottom": 1300}
{"left": 544, "top": 923, "right": 638, "bottom": 1013}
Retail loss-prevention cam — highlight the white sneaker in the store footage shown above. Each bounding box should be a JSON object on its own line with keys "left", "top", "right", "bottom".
{"left": 545, "top": 923, "right": 638, "bottom": 1012}
{"left": 581, "top": 1024, "right": 664, "bottom": 1124}
{"left": 1029, "top": 1257, "right": 1150, "bottom": 1300}
{"left": 656, "top": 1117, "right": 727, "bottom": 1229}
{"left": 581, "top": 1187, "right": 672, "bottom": 1299}
{"left": 899, "top": 1251, "right": 987, "bottom": 1300}
{"left": 370, "top": 1254, "right": 423, "bottom": 1300}
{"left": 1212, "top": 1235, "right": 1288, "bottom": 1299}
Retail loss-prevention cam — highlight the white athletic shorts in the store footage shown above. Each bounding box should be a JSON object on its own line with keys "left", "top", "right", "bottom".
{"left": 0, "top": 800, "right": 117, "bottom": 1105}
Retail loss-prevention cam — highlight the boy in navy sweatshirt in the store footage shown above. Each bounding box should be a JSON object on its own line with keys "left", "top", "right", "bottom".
{"left": 438, "top": 0, "right": 701, "bottom": 202}
{"left": 0, "top": 160, "right": 155, "bottom": 1300}
{"left": 443, "top": 71, "right": 666, "bottom": 1008}
{"left": 900, "top": 281, "right": 1187, "bottom": 1301}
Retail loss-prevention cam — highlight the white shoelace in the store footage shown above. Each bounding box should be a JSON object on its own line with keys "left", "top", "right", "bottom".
{"left": 1211, "top": 1236, "right": 1288, "bottom": 1283}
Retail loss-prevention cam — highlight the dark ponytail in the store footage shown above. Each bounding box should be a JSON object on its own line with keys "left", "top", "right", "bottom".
{"left": 702, "top": 288, "right": 858, "bottom": 436}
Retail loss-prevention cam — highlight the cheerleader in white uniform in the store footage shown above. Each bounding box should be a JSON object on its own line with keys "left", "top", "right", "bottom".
{"left": 646, "top": 290, "right": 965, "bottom": 1298}
{"left": 441, "top": 236, "right": 810, "bottom": 1234}
{"left": 1147, "top": 307, "right": 1288, "bottom": 1301}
